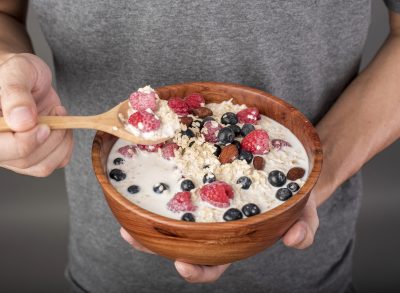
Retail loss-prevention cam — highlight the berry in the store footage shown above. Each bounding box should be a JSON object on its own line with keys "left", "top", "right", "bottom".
{"left": 287, "top": 182, "right": 300, "bottom": 193}
{"left": 268, "top": 170, "right": 287, "bottom": 187}
{"left": 240, "top": 129, "right": 270, "bottom": 154}
{"left": 238, "top": 149, "right": 253, "bottom": 163}
{"left": 237, "top": 107, "right": 260, "bottom": 124}
{"left": 181, "top": 179, "right": 195, "bottom": 191}
{"left": 242, "top": 203, "right": 260, "bottom": 217}
{"left": 271, "top": 139, "right": 292, "bottom": 150}
{"left": 184, "top": 93, "right": 205, "bottom": 109}
{"left": 153, "top": 183, "right": 169, "bottom": 194}
{"left": 127, "top": 185, "right": 140, "bottom": 194}
{"left": 223, "top": 208, "right": 243, "bottom": 221}
{"left": 181, "top": 213, "right": 196, "bottom": 222}
{"left": 203, "top": 172, "right": 216, "bottom": 184}
{"left": 201, "top": 120, "right": 222, "bottom": 143}
{"left": 200, "top": 181, "right": 234, "bottom": 208}
{"left": 113, "top": 157, "right": 125, "bottom": 165}
{"left": 137, "top": 143, "right": 163, "bottom": 152}
{"left": 221, "top": 112, "right": 238, "bottom": 125}
{"left": 129, "top": 90, "right": 157, "bottom": 112}
{"left": 181, "top": 128, "right": 195, "bottom": 138}
{"left": 109, "top": 169, "right": 126, "bottom": 181}
{"left": 200, "top": 116, "right": 215, "bottom": 127}
{"left": 228, "top": 124, "right": 241, "bottom": 136}
{"left": 161, "top": 143, "right": 178, "bottom": 160}
{"left": 241, "top": 124, "right": 256, "bottom": 137}
{"left": 213, "top": 144, "right": 222, "bottom": 156}
{"left": 167, "top": 191, "right": 197, "bottom": 212}
{"left": 237, "top": 176, "right": 252, "bottom": 190}
{"left": 217, "top": 127, "right": 235, "bottom": 144}
{"left": 117, "top": 145, "right": 137, "bottom": 158}
{"left": 231, "top": 140, "right": 241, "bottom": 151}
{"left": 128, "top": 111, "right": 160, "bottom": 132}
{"left": 276, "top": 188, "right": 293, "bottom": 201}
{"left": 168, "top": 97, "right": 190, "bottom": 116}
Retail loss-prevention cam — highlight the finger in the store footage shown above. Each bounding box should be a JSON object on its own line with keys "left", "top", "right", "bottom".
{"left": 174, "top": 261, "right": 230, "bottom": 283}
{"left": 0, "top": 124, "right": 50, "bottom": 162}
{"left": 3, "top": 126, "right": 74, "bottom": 177}
{"left": 58, "top": 130, "right": 74, "bottom": 168}
{"left": 282, "top": 199, "right": 319, "bottom": 249}
{"left": 0, "top": 55, "right": 40, "bottom": 131}
{"left": 120, "top": 228, "right": 155, "bottom": 254}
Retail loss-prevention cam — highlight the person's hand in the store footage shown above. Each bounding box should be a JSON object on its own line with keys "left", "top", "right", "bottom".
{"left": 0, "top": 53, "right": 73, "bottom": 176}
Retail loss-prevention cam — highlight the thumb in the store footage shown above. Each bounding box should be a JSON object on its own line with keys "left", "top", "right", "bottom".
{"left": 0, "top": 55, "right": 39, "bottom": 131}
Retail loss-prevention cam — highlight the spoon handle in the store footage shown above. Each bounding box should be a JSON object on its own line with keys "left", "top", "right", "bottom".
{"left": 0, "top": 115, "right": 99, "bottom": 132}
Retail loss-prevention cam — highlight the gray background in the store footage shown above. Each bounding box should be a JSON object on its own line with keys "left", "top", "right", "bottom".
{"left": 0, "top": 1, "right": 399, "bottom": 292}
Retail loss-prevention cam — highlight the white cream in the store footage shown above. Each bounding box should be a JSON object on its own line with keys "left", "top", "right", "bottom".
{"left": 108, "top": 101, "right": 309, "bottom": 222}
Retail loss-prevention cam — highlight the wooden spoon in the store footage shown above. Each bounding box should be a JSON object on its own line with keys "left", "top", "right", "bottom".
{"left": 0, "top": 100, "right": 172, "bottom": 145}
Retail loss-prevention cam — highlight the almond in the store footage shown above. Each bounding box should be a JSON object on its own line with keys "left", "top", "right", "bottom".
{"left": 179, "top": 116, "right": 193, "bottom": 126}
{"left": 192, "top": 107, "right": 213, "bottom": 118}
{"left": 253, "top": 156, "right": 265, "bottom": 170}
{"left": 287, "top": 167, "right": 305, "bottom": 181}
{"left": 218, "top": 144, "right": 239, "bottom": 164}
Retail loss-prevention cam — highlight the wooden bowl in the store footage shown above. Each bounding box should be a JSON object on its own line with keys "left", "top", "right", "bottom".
{"left": 92, "top": 82, "right": 322, "bottom": 265}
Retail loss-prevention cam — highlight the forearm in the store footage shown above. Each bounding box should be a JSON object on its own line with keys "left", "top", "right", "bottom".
{"left": 0, "top": 1, "right": 32, "bottom": 63}
{"left": 314, "top": 20, "right": 400, "bottom": 205}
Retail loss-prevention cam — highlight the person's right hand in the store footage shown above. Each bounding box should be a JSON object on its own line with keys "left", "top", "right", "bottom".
{"left": 0, "top": 53, "right": 73, "bottom": 177}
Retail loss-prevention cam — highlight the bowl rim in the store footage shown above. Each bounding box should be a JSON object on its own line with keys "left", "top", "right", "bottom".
{"left": 92, "top": 81, "right": 323, "bottom": 230}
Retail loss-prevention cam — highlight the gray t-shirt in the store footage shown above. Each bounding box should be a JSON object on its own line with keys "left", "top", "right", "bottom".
{"left": 29, "top": 1, "right": 398, "bottom": 292}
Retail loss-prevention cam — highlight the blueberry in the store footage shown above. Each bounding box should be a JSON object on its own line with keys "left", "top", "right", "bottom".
{"left": 228, "top": 124, "right": 241, "bottom": 136}
{"left": 238, "top": 149, "right": 253, "bottom": 164}
{"left": 213, "top": 144, "right": 222, "bottom": 156}
{"left": 241, "top": 124, "right": 256, "bottom": 137}
{"left": 221, "top": 112, "right": 238, "bottom": 125}
{"left": 237, "top": 176, "right": 252, "bottom": 190}
{"left": 287, "top": 182, "right": 300, "bottom": 193}
{"left": 113, "top": 157, "right": 125, "bottom": 165}
{"left": 109, "top": 169, "right": 126, "bottom": 181}
{"left": 181, "top": 213, "right": 196, "bottom": 222}
{"left": 276, "top": 188, "right": 293, "bottom": 201}
{"left": 127, "top": 185, "right": 140, "bottom": 194}
{"left": 223, "top": 208, "right": 243, "bottom": 221}
{"left": 203, "top": 172, "right": 216, "bottom": 184}
{"left": 217, "top": 127, "right": 235, "bottom": 144}
{"left": 242, "top": 203, "right": 260, "bottom": 217}
{"left": 200, "top": 116, "right": 215, "bottom": 128}
{"left": 153, "top": 183, "right": 169, "bottom": 194}
{"left": 181, "top": 129, "right": 195, "bottom": 138}
{"left": 181, "top": 179, "right": 195, "bottom": 191}
{"left": 268, "top": 170, "right": 287, "bottom": 187}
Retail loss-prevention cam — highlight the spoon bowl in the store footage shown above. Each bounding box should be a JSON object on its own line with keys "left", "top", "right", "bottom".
{"left": 0, "top": 99, "right": 172, "bottom": 145}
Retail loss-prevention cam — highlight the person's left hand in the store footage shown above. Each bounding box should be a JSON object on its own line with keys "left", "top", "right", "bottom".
{"left": 120, "top": 193, "right": 319, "bottom": 283}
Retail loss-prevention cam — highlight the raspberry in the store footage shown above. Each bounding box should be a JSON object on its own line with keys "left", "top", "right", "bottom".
{"left": 167, "top": 97, "right": 190, "bottom": 116}
{"left": 199, "top": 181, "right": 234, "bottom": 208}
{"left": 184, "top": 93, "right": 205, "bottom": 109}
{"left": 117, "top": 145, "right": 137, "bottom": 158}
{"left": 137, "top": 143, "right": 163, "bottom": 152}
{"left": 201, "top": 120, "right": 222, "bottom": 143}
{"left": 237, "top": 107, "right": 260, "bottom": 124}
{"left": 271, "top": 139, "right": 291, "bottom": 150}
{"left": 241, "top": 129, "right": 270, "bottom": 154}
{"left": 161, "top": 143, "right": 179, "bottom": 160}
{"left": 167, "top": 191, "right": 197, "bottom": 212}
{"left": 128, "top": 111, "right": 161, "bottom": 132}
{"left": 129, "top": 90, "right": 158, "bottom": 112}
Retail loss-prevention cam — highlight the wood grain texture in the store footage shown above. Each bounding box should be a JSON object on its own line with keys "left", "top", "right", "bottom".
{"left": 0, "top": 101, "right": 168, "bottom": 145}
{"left": 92, "top": 82, "right": 323, "bottom": 265}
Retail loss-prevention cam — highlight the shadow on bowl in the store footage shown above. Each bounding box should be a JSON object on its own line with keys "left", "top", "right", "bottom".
{"left": 92, "top": 82, "right": 322, "bottom": 265}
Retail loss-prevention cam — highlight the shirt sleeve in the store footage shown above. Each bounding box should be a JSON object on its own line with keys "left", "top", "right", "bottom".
{"left": 384, "top": 0, "right": 400, "bottom": 13}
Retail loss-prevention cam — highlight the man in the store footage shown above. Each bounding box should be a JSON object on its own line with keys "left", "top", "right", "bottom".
{"left": 0, "top": 0, "right": 399, "bottom": 292}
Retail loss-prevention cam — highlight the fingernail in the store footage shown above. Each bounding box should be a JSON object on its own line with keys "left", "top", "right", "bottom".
{"left": 36, "top": 124, "right": 50, "bottom": 144}
{"left": 175, "top": 262, "right": 192, "bottom": 278}
{"left": 294, "top": 228, "right": 306, "bottom": 246}
{"left": 55, "top": 106, "right": 67, "bottom": 116}
{"left": 9, "top": 106, "right": 34, "bottom": 128}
